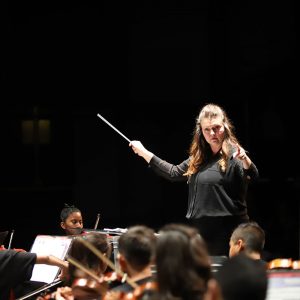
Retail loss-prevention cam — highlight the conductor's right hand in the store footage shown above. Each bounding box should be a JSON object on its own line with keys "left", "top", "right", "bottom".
{"left": 129, "top": 141, "right": 154, "bottom": 163}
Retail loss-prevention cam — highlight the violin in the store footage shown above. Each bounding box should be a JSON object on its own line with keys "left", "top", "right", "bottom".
{"left": 103, "top": 281, "right": 157, "bottom": 300}
{"left": 37, "top": 270, "right": 126, "bottom": 299}
{"left": 268, "top": 258, "right": 300, "bottom": 270}
{"left": 71, "top": 277, "right": 108, "bottom": 300}
{"left": 18, "top": 279, "right": 63, "bottom": 300}
{"left": 124, "top": 281, "right": 157, "bottom": 300}
{"left": 35, "top": 276, "right": 108, "bottom": 300}
{"left": 36, "top": 286, "right": 72, "bottom": 300}
{"left": 103, "top": 271, "right": 129, "bottom": 289}
{"left": 68, "top": 271, "right": 129, "bottom": 300}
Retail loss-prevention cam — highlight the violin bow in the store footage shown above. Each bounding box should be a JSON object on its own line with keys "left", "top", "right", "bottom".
{"left": 67, "top": 256, "right": 102, "bottom": 282}
{"left": 77, "top": 237, "right": 138, "bottom": 289}
{"left": 7, "top": 229, "right": 15, "bottom": 250}
{"left": 94, "top": 213, "right": 101, "bottom": 230}
{"left": 15, "top": 279, "right": 62, "bottom": 300}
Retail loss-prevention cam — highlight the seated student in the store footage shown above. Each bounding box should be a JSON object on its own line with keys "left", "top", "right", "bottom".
{"left": 104, "top": 224, "right": 222, "bottom": 300}
{"left": 109, "top": 225, "right": 157, "bottom": 294}
{"left": 60, "top": 203, "right": 84, "bottom": 235}
{"left": 0, "top": 249, "right": 68, "bottom": 300}
{"left": 216, "top": 254, "right": 268, "bottom": 300}
{"left": 154, "top": 223, "right": 213, "bottom": 300}
{"left": 229, "top": 221, "right": 265, "bottom": 263}
{"left": 43, "top": 231, "right": 112, "bottom": 300}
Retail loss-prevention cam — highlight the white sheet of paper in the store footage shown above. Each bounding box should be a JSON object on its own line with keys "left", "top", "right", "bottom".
{"left": 30, "top": 235, "right": 73, "bottom": 283}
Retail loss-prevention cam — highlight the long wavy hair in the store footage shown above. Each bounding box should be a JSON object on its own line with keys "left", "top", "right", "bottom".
{"left": 155, "top": 224, "right": 211, "bottom": 300}
{"left": 185, "top": 103, "right": 240, "bottom": 177}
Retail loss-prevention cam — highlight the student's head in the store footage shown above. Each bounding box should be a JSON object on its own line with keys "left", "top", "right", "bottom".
{"left": 117, "top": 225, "right": 157, "bottom": 274}
{"left": 156, "top": 223, "right": 212, "bottom": 299}
{"left": 60, "top": 204, "right": 83, "bottom": 235}
{"left": 68, "top": 232, "right": 112, "bottom": 282}
{"left": 229, "top": 221, "right": 265, "bottom": 259}
{"left": 216, "top": 254, "right": 268, "bottom": 300}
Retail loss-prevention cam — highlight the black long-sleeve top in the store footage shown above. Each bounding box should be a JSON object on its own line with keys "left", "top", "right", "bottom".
{"left": 0, "top": 250, "right": 36, "bottom": 300}
{"left": 149, "top": 153, "right": 259, "bottom": 219}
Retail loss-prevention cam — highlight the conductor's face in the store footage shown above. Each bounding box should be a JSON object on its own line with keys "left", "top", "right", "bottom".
{"left": 201, "top": 116, "right": 225, "bottom": 150}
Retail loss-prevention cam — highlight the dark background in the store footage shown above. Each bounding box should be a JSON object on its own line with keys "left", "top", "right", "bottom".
{"left": 1, "top": 1, "right": 298, "bottom": 259}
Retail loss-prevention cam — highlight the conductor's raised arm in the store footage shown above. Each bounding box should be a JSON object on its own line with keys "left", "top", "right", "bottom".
{"left": 129, "top": 141, "right": 154, "bottom": 163}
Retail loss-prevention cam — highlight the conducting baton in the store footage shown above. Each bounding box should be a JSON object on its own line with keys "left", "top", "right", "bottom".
{"left": 97, "top": 113, "right": 131, "bottom": 143}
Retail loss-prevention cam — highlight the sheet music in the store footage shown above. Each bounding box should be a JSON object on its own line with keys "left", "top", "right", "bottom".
{"left": 30, "top": 235, "right": 73, "bottom": 283}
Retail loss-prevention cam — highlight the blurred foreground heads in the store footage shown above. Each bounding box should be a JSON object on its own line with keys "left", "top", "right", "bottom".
{"left": 154, "top": 223, "right": 215, "bottom": 300}
{"left": 216, "top": 254, "right": 268, "bottom": 300}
